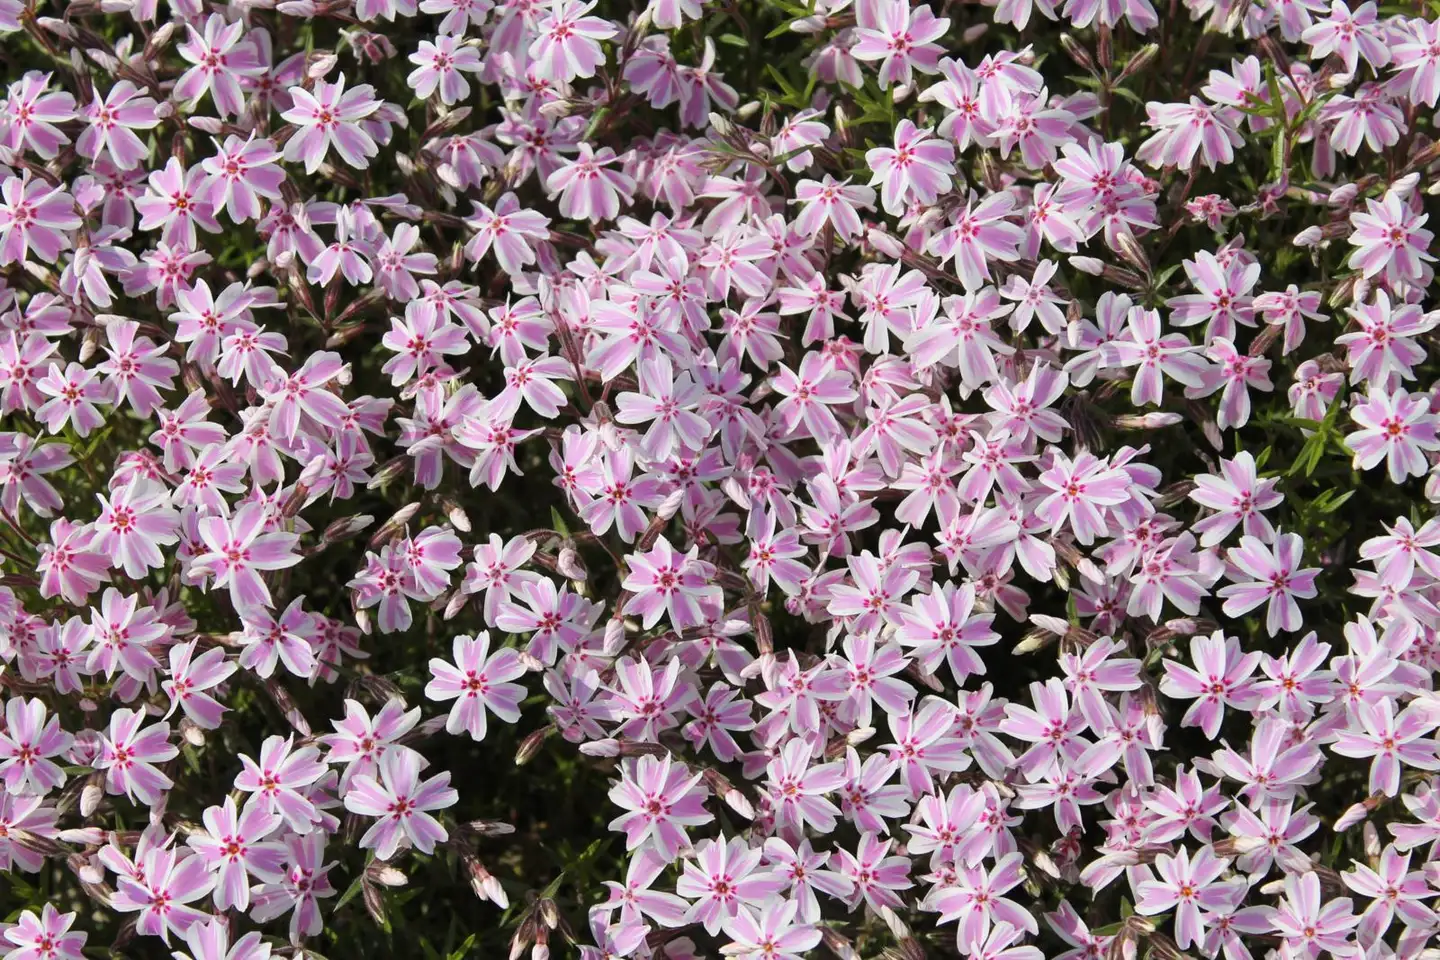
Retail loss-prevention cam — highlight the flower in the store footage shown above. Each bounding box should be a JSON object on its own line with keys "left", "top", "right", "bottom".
{"left": 344, "top": 748, "right": 459, "bottom": 859}
{"left": 1135, "top": 846, "right": 1246, "bottom": 949}
{"left": 1347, "top": 387, "right": 1440, "bottom": 482}
{"left": 424, "top": 632, "right": 527, "bottom": 741}
{"left": 1218, "top": 533, "right": 1321, "bottom": 636}
{"left": 1, "top": 905, "right": 87, "bottom": 960}
{"left": 280, "top": 74, "right": 382, "bottom": 173}
{"left": 608, "top": 754, "right": 712, "bottom": 860}
{"left": 1347, "top": 191, "right": 1434, "bottom": 286}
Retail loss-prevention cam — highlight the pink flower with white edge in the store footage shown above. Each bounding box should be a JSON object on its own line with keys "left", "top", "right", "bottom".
{"left": 608, "top": 753, "right": 712, "bottom": 861}
{"left": 867, "top": 121, "right": 956, "bottom": 217}
{"left": 1, "top": 905, "right": 87, "bottom": 960}
{"left": 424, "top": 632, "right": 527, "bottom": 742}
{"left": 280, "top": 74, "right": 382, "bottom": 174}
{"left": 1347, "top": 191, "right": 1434, "bottom": 286}
{"left": 1346, "top": 387, "right": 1440, "bottom": 482}
{"left": 193, "top": 500, "right": 301, "bottom": 612}
{"left": 0, "top": 696, "right": 71, "bottom": 796}
{"left": 622, "top": 535, "right": 722, "bottom": 631}
{"left": 1134, "top": 846, "right": 1246, "bottom": 950}
{"left": 95, "top": 708, "right": 176, "bottom": 805}
{"left": 186, "top": 796, "right": 286, "bottom": 912}
{"left": 1159, "top": 631, "right": 1263, "bottom": 739}
{"left": 344, "top": 749, "right": 458, "bottom": 860}
{"left": 528, "top": 0, "right": 617, "bottom": 82}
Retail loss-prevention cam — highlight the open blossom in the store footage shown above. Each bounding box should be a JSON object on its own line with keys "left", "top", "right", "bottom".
{"left": 344, "top": 749, "right": 459, "bottom": 859}
{"left": 424, "top": 632, "right": 527, "bottom": 741}
{"left": 280, "top": 75, "right": 382, "bottom": 173}
{"left": 867, "top": 121, "right": 955, "bottom": 216}
{"left": 529, "top": 0, "right": 617, "bottom": 81}
{"left": 608, "top": 754, "right": 712, "bottom": 860}
{"left": 1135, "top": 846, "right": 1245, "bottom": 949}
{"left": 793, "top": 176, "right": 876, "bottom": 242}
{"left": 1347, "top": 191, "right": 1434, "bottom": 285}
{"left": 1347, "top": 387, "right": 1440, "bottom": 482}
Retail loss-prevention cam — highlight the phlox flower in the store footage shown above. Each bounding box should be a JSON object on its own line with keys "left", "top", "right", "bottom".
{"left": 344, "top": 749, "right": 458, "bottom": 860}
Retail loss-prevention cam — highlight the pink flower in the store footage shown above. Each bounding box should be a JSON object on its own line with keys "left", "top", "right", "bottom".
{"left": 95, "top": 708, "right": 176, "bottom": 805}
{"left": 407, "top": 34, "right": 483, "bottom": 105}
{"left": 344, "top": 749, "right": 459, "bottom": 859}
{"left": 529, "top": 0, "right": 617, "bottom": 82}
{"left": 78, "top": 81, "right": 160, "bottom": 170}
{"left": 1218, "top": 532, "right": 1320, "bottom": 636}
{"left": 851, "top": 0, "right": 948, "bottom": 88}
{"left": 676, "top": 835, "right": 785, "bottom": 934}
{"left": 110, "top": 846, "right": 214, "bottom": 944}
{"left": 173, "top": 917, "right": 271, "bottom": 960}
{"left": 200, "top": 135, "right": 286, "bottom": 224}
{"left": 1301, "top": 0, "right": 1389, "bottom": 74}
{"left": 425, "top": 632, "right": 527, "bottom": 741}
{"left": 1, "top": 905, "right": 87, "bottom": 960}
{"left": 194, "top": 501, "right": 302, "bottom": 611}
{"left": 1331, "top": 697, "right": 1440, "bottom": 796}
{"left": 1188, "top": 451, "right": 1283, "bottom": 547}
{"left": 720, "top": 901, "right": 821, "bottom": 960}
{"left": 174, "top": 14, "right": 262, "bottom": 118}
{"left": 1341, "top": 844, "right": 1438, "bottom": 945}
{"left": 793, "top": 175, "right": 876, "bottom": 243}
{"left": 1136, "top": 98, "right": 1243, "bottom": 171}
{"left": 186, "top": 796, "right": 286, "bottom": 912}
{"left": 1160, "top": 631, "right": 1262, "bottom": 738}
{"left": 93, "top": 478, "right": 180, "bottom": 580}
{"left": 249, "top": 834, "right": 337, "bottom": 941}
{"left": 1036, "top": 450, "right": 1132, "bottom": 545}
{"left": 1347, "top": 191, "right": 1434, "bottom": 285}
{"left": 234, "top": 735, "right": 327, "bottom": 833}
{"left": 867, "top": 121, "right": 956, "bottom": 216}
{"left": 161, "top": 640, "right": 236, "bottom": 731}
{"left": 1270, "top": 871, "right": 1360, "bottom": 960}
{"left": 1168, "top": 249, "right": 1259, "bottom": 342}
{"left": 608, "top": 753, "right": 712, "bottom": 860}
{"left": 1135, "top": 846, "right": 1245, "bottom": 949}
{"left": 925, "top": 853, "right": 1036, "bottom": 951}
{"left": 0, "top": 72, "right": 75, "bottom": 160}
{"left": 0, "top": 174, "right": 81, "bottom": 266}
{"left": 927, "top": 192, "right": 1024, "bottom": 291}
{"left": 464, "top": 192, "right": 552, "bottom": 275}
{"left": 0, "top": 696, "right": 71, "bottom": 796}
{"left": 35, "top": 361, "right": 109, "bottom": 437}
{"left": 546, "top": 145, "right": 635, "bottom": 222}
{"left": 280, "top": 74, "right": 382, "bottom": 173}
{"left": 1346, "top": 387, "right": 1440, "bottom": 482}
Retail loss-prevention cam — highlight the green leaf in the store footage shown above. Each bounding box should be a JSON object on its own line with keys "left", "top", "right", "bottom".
{"left": 550, "top": 507, "right": 569, "bottom": 537}
{"left": 717, "top": 32, "right": 748, "bottom": 47}
{"left": 335, "top": 874, "right": 366, "bottom": 912}
{"left": 448, "top": 935, "right": 478, "bottom": 960}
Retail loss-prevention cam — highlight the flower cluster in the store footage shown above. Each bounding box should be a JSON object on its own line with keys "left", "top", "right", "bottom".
{"left": 1, "top": 0, "right": 1440, "bottom": 957}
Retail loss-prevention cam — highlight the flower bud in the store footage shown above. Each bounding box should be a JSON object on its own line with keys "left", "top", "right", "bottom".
{"left": 308, "top": 53, "right": 339, "bottom": 79}
{"left": 579, "top": 738, "right": 620, "bottom": 758}
{"left": 1117, "top": 44, "right": 1159, "bottom": 84}
{"left": 1058, "top": 34, "right": 1096, "bottom": 74}
{"left": 323, "top": 514, "right": 375, "bottom": 545}
{"left": 555, "top": 543, "right": 587, "bottom": 581}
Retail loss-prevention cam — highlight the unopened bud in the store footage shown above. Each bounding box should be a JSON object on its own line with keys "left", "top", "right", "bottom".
{"left": 308, "top": 53, "right": 339, "bottom": 79}
{"left": 187, "top": 116, "right": 224, "bottom": 134}
{"left": 440, "top": 498, "right": 471, "bottom": 533}
{"left": 323, "top": 514, "right": 374, "bottom": 545}
{"left": 1059, "top": 34, "right": 1096, "bottom": 74}
{"left": 1069, "top": 256, "right": 1106, "bottom": 276}
{"left": 515, "top": 727, "right": 551, "bottom": 766}
{"left": 555, "top": 543, "right": 587, "bottom": 580}
{"left": 1117, "top": 44, "right": 1159, "bottom": 84}
{"left": 369, "top": 502, "right": 421, "bottom": 547}
{"left": 579, "top": 738, "right": 620, "bottom": 758}
{"left": 1113, "top": 411, "right": 1184, "bottom": 429}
